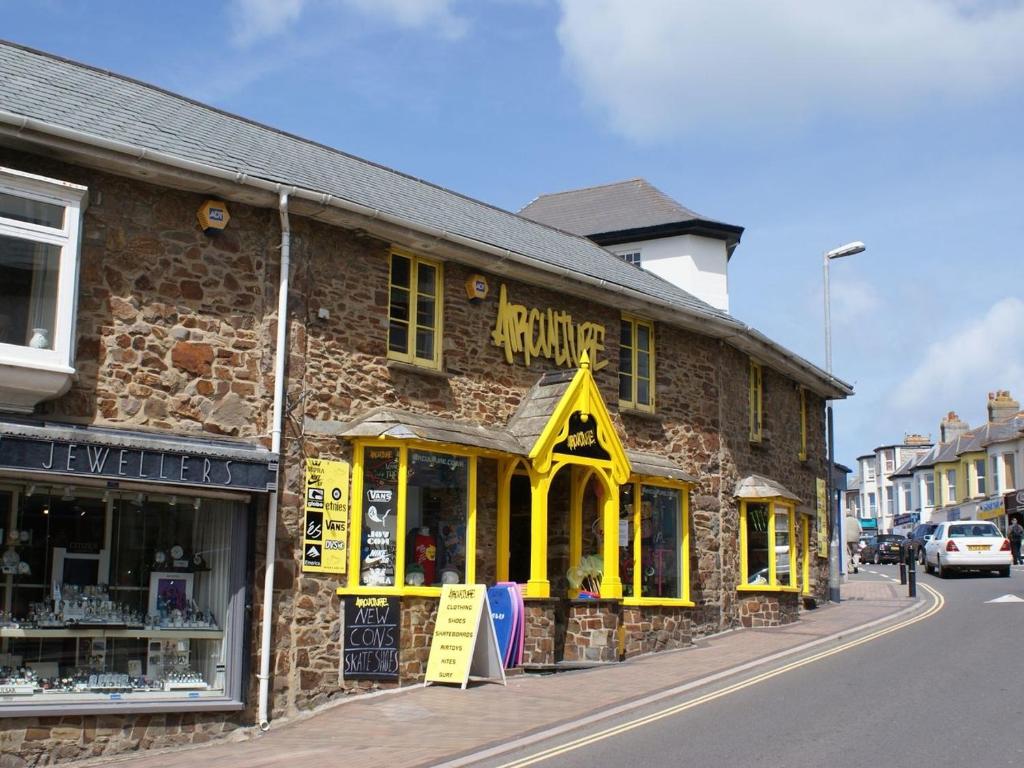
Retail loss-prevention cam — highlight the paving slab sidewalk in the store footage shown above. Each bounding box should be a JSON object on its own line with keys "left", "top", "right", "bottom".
{"left": 86, "top": 582, "right": 918, "bottom": 768}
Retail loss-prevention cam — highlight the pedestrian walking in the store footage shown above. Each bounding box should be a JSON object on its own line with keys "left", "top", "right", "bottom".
{"left": 1009, "top": 518, "right": 1024, "bottom": 565}
{"left": 845, "top": 514, "right": 863, "bottom": 574}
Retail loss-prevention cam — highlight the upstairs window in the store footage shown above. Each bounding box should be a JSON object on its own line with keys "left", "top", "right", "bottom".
{"left": 387, "top": 248, "right": 442, "bottom": 370}
{"left": 944, "top": 469, "right": 957, "bottom": 504}
{"left": 748, "top": 360, "right": 763, "bottom": 442}
{"left": 0, "top": 168, "right": 86, "bottom": 368}
{"left": 619, "top": 315, "right": 654, "bottom": 411}
{"left": 798, "top": 388, "right": 808, "bottom": 461}
{"left": 616, "top": 250, "right": 641, "bottom": 266}
{"left": 924, "top": 472, "right": 935, "bottom": 507}
{"left": 974, "top": 458, "right": 986, "bottom": 496}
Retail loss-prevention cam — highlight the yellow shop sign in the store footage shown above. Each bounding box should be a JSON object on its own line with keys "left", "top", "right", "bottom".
{"left": 491, "top": 284, "right": 607, "bottom": 370}
{"left": 302, "top": 457, "right": 350, "bottom": 575}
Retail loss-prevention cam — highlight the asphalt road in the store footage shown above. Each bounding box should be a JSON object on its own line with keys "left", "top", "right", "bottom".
{"left": 472, "top": 565, "right": 1024, "bottom": 768}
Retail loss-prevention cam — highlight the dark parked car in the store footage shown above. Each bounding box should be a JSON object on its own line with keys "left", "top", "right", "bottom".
{"left": 904, "top": 523, "right": 939, "bottom": 564}
{"left": 860, "top": 533, "right": 906, "bottom": 564}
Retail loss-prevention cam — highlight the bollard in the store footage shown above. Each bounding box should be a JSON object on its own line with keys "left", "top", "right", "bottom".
{"left": 899, "top": 554, "right": 907, "bottom": 585}
{"left": 907, "top": 547, "right": 917, "bottom": 598}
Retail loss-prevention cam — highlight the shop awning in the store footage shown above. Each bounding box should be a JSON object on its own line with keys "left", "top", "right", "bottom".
{"left": 340, "top": 407, "right": 525, "bottom": 455}
{"left": 626, "top": 450, "right": 697, "bottom": 484}
{"left": 733, "top": 474, "right": 801, "bottom": 503}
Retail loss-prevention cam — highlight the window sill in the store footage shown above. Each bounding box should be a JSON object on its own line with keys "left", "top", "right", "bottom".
{"left": 618, "top": 405, "right": 660, "bottom": 421}
{"left": 0, "top": 697, "right": 243, "bottom": 719}
{"left": 622, "top": 597, "right": 695, "bottom": 608}
{"left": 385, "top": 359, "right": 451, "bottom": 379}
{"left": 0, "top": 358, "right": 75, "bottom": 414}
{"left": 736, "top": 585, "right": 800, "bottom": 594}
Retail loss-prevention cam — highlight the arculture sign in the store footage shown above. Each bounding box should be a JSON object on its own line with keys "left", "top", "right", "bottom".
{"left": 491, "top": 284, "right": 607, "bottom": 370}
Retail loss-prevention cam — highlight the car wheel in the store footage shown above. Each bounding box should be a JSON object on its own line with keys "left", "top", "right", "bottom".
{"left": 937, "top": 558, "right": 947, "bottom": 578}
{"left": 918, "top": 549, "right": 925, "bottom": 566}
{"left": 999, "top": 566, "right": 1010, "bottom": 577}
{"left": 873, "top": 553, "right": 880, "bottom": 565}
{"left": 924, "top": 557, "right": 934, "bottom": 575}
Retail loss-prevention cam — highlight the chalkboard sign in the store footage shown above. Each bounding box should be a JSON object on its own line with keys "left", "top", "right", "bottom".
{"left": 342, "top": 595, "right": 400, "bottom": 680}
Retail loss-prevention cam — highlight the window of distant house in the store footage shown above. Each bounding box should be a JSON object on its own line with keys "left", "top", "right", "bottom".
{"left": 944, "top": 469, "right": 957, "bottom": 504}
{"left": 1003, "top": 453, "right": 1016, "bottom": 491}
{"left": 924, "top": 472, "right": 935, "bottom": 507}
{"left": 0, "top": 167, "right": 86, "bottom": 367}
{"left": 739, "top": 500, "right": 797, "bottom": 590}
{"left": 864, "top": 464, "right": 875, "bottom": 482}
{"left": 974, "top": 458, "right": 986, "bottom": 497}
{"left": 902, "top": 484, "right": 912, "bottom": 511}
{"left": 885, "top": 487, "right": 894, "bottom": 512}
{"left": 798, "top": 388, "right": 808, "bottom": 461}
{"left": 619, "top": 315, "right": 654, "bottom": 411}
{"left": 748, "top": 360, "right": 763, "bottom": 443}
{"left": 884, "top": 451, "right": 894, "bottom": 473}
{"left": 616, "top": 250, "right": 641, "bottom": 266}
{"left": 868, "top": 492, "right": 877, "bottom": 516}
{"left": 387, "top": 248, "right": 442, "bottom": 370}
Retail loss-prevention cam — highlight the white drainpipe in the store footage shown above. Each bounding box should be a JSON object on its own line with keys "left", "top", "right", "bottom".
{"left": 258, "top": 190, "right": 291, "bottom": 730}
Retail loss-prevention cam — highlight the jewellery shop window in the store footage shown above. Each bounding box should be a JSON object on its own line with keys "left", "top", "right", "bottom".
{"left": 357, "top": 446, "right": 472, "bottom": 590}
{"left": 0, "top": 485, "right": 248, "bottom": 709}
{"left": 740, "top": 500, "right": 796, "bottom": 589}
{"left": 618, "top": 483, "right": 687, "bottom": 601}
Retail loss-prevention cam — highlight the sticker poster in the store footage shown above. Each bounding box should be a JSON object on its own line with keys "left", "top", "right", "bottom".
{"left": 360, "top": 448, "right": 399, "bottom": 587}
{"left": 302, "top": 458, "right": 350, "bottom": 574}
{"left": 816, "top": 478, "right": 828, "bottom": 559}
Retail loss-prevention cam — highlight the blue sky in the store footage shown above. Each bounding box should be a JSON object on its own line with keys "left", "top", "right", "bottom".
{"left": 4, "top": 0, "right": 1023, "bottom": 471}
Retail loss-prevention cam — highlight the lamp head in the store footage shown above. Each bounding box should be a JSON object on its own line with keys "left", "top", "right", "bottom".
{"left": 825, "top": 241, "right": 865, "bottom": 260}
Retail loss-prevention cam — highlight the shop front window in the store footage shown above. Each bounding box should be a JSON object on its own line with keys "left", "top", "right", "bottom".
{"left": 740, "top": 500, "right": 797, "bottom": 589}
{"left": 0, "top": 484, "right": 248, "bottom": 711}
{"left": 619, "top": 482, "right": 687, "bottom": 601}
{"left": 355, "top": 445, "right": 473, "bottom": 590}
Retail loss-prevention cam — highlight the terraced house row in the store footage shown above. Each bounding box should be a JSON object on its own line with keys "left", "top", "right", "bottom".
{"left": 0, "top": 42, "right": 850, "bottom": 763}
{"left": 844, "top": 391, "right": 1023, "bottom": 536}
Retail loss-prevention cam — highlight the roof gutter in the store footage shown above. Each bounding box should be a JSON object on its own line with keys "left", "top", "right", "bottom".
{"left": 0, "top": 110, "right": 852, "bottom": 399}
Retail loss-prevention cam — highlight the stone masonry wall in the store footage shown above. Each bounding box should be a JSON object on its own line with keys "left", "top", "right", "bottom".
{"left": 621, "top": 606, "right": 691, "bottom": 658}
{"left": 738, "top": 591, "right": 801, "bottom": 628}
{"left": 563, "top": 601, "right": 619, "bottom": 663}
{"left": 522, "top": 600, "right": 557, "bottom": 666}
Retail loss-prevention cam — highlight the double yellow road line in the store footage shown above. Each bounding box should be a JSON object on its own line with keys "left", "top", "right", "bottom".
{"left": 495, "top": 584, "right": 944, "bottom": 768}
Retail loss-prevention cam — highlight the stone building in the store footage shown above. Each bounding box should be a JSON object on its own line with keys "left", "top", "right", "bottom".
{"left": 0, "top": 42, "right": 850, "bottom": 764}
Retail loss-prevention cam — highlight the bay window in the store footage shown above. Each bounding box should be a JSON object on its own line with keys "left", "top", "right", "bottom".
{"left": 351, "top": 444, "right": 475, "bottom": 592}
{"left": 618, "top": 481, "right": 689, "bottom": 603}
{"left": 0, "top": 167, "right": 87, "bottom": 412}
{"left": 739, "top": 500, "right": 797, "bottom": 590}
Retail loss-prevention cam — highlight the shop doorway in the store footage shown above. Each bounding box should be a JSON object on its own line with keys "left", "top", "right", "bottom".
{"left": 507, "top": 474, "right": 531, "bottom": 584}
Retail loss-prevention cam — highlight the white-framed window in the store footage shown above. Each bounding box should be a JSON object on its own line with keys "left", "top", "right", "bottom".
{"left": 864, "top": 464, "right": 876, "bottom": 482}
{"left": 868, "top": 492, "right": 877, "bottom": 516}
{"left": 616, "top": 250, "right": 641, "bottom": 266}
{"left": 924, "top": 472, "right": 935, "bottom": 507}
{"left": 902, "top": 483, "right": 912, "bottom": 512}
{"left": 1003, "top": 453, "right": 1016, "bottom": 491}
{"left": 0, "top": 167, "right": 86, "bottom": 369}
{"left": 974, "top": 458, "right": 986, "bottom": 497}
{"left": 884, "top": 451, "right": 894, "bottom": 473}
{"left": 945, "top": 469, "right": 957, "bottom": 504}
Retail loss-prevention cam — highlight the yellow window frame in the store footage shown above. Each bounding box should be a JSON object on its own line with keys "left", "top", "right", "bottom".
{"left": 339, "top": 439, "right": 478, "bottom": 598}
{"left": 618, "top": 315, "right": 655, "bottom": 412}
{"left": 738, "top": 499, "right": 798, "bottom": 592}
{"left": 387, "top": 247, "right": 443, "bottom": 370}
{"left": 798, "top": 387, "right": 808, "bottom": 461}
{"left": 621, "top": 477, "right": 693, "bottom": 607}
{"left": 749, "top": 360, "right": 763, "bottom": 443}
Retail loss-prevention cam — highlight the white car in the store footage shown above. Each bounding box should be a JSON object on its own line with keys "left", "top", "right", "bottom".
{"left": 923, "top": 520, "right": 1012, "bottom": 578}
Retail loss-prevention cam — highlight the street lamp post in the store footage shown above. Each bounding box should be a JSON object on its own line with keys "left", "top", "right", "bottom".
{"left": 823, "top": 241, "right": 865, "bottom": 603}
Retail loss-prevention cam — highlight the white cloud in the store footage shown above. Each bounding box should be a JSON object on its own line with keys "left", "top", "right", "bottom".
{"left": 231, "top": 0, "right": 308, "bottom": 45}
{"left": 230, "top": 0, "right": 468, "bottom": 45}
{"left": 887, "top": 297, "right": 1024, "bottom": 422}
{"left": 556, "top": 0, "right": 1024, "bottom": 141}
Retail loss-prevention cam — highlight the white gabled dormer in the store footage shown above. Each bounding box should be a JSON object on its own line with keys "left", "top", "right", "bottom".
{"left": 519, "top": 178, "right": 743, "bottom": 312}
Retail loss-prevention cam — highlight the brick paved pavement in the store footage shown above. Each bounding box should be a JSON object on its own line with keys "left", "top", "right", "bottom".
{"left": 80, "top": 581, "right": 919, "bottom": 768}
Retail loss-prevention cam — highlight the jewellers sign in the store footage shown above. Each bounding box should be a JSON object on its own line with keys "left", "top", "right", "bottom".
{"left": 0, "top": 434, "right": 277, "bottom": 492}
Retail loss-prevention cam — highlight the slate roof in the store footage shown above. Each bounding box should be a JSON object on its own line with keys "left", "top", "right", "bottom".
{"left": 0, "top": 41, "right": 850, "bottom": 398}
{"left": 0, "top": 42, "right": 730, "bottom": 325}
{"left": 506, "top": 370, "right": 575, "bottom": 453}
{"left": 733, "top": 474, "right": 801, "bottom": 503}
{"left": 340, "top": 407, "right": 523, "bottom": 456}
{"left": 626, "top": 451, "right": 696, "bottom": 484}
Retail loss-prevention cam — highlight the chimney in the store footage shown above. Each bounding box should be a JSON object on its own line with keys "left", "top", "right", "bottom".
{"left": 939, "top": 411, "right": 969, "bottom": 443}
{"left": 903, "top": 433, "right": 931, "bottom": 446}
{"left": 987, "top": 390, "right": 1019, "bottom": 422}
